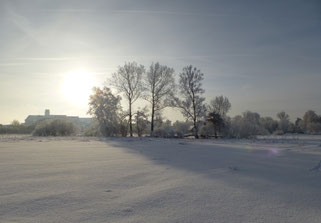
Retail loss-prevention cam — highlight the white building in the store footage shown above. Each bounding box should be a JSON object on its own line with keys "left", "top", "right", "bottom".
{"left": 25, "top": 109, "right": 92, "bottom": 128}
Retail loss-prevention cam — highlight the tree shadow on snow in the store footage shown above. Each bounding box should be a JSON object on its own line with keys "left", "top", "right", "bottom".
{"left": 104, "top": 138, "right": 321, "bottom": 208}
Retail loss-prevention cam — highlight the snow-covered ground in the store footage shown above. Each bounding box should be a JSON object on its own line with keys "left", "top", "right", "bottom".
{"left": 1, "top": 135, "right": 321, "bottom": 223}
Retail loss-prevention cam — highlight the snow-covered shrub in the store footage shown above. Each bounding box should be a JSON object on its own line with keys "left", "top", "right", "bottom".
{"left": 84, "top": 126, "right": 101, "bottom": 137}
{"left": 260, "top": 117, "right": 278, "bottom": 134}
{"left": 118, "top": 120, "right": 128, "bottom": 137}
{"left": 294, "top": 118, "right": 304, "bottom": 133}
{"left": 199, "top": 121, "right": 214, "bottom": 138}
{"left": 228, "top": 111, "right": 268, "bottom": 138}
{"left": 153, "top": 120, "right": 175, "bottom": 138}
{"left": 33, "top": 119, "right": 76, "bottom": 136}
{"left": 305, "top": 122, "right": 321, "bottom": 134}
{"left": 134, "top": 109, "right": 149, "bottom": 137}
{"left": 172, "top": 120, "right": 192, "bottom": 138}
{"left": 273, "top": 129, "right": 284, "bottom": 135}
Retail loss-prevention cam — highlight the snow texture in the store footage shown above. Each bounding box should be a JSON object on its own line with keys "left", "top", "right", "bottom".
{"left": 1, "top": 135, "right": 321, "bottom": 223}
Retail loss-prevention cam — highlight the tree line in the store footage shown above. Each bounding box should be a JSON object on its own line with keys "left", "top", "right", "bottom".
{"left": 87, "top": 61, "right": 321, "bottom": 138}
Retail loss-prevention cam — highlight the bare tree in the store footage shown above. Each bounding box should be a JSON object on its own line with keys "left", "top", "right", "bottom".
{"left": 172, "top": 65, "right": 206, "bottom": 138}
{"left": 277, "top": 111, "right": 289, "bottom": 121}
{"left": 209, "top": 95, "right": 231, "bottom": 117}
{"left": 110, "top": 62, "right": 145, "bottom": 137}
{"left": 143, "top": 62, "right": 175, "bottom": 136}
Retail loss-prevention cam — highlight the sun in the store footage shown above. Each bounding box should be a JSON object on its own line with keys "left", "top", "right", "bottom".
{"left": 61, "top": 70, "right": 94, "bottom": 105}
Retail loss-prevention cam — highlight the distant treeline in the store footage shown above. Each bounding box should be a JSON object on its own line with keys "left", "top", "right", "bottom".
{"left": 0, "top": 119, "right": 77, "bottom": 136}
{"left": 0, "top": 120, "right": 34, "bottom": 134}
{"left": 2, "top": 62, "right": 321, "bottom": 138}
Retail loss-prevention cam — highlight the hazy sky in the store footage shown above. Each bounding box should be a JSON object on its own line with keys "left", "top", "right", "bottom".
{"left": 1, "top": 0, "right": 320, "bottom": 124}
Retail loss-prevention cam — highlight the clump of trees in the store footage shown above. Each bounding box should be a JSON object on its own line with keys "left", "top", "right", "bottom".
{"left": 87, "top": 61, "right": 321, "bottom": 138}
{"left": 32, "top": 119, "right": 76, "bottom": 136}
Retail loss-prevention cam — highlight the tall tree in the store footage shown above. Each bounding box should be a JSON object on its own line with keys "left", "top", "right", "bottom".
{"left": 143, "top": 62, "right": 175, "bottom": 136}
{"left": 172, "top": 65, "right": 206, "bottom": 138}
{"left": 277, "top": 111, "right": 290, "bottom": 121}
{"left": 110, "top": 62, "right": 145, "bottom": 137}
{"left": 88, "top": 87, "right": 122, "bottom": 136}
{"left": 209, "top": 95, "right": 231, "bottom": 117}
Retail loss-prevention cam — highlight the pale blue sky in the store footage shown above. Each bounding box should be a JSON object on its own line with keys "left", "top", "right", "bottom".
{"left": 1, "top": 0, "right": 320, "bottom": 124}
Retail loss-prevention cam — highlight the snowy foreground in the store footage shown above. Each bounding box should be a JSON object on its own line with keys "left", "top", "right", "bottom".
{"left": 1, "top": 135, "right": 321, "bottom": 223}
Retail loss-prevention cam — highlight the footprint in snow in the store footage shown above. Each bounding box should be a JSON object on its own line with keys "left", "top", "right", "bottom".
{"left": 122, "top": 208, "right": 134, "bottom": 213}
{"left": 228, "top": 166, "right": 239, "bottom": 171}
{"left": 310, "top": 160, "right": 321, "bottom": 172}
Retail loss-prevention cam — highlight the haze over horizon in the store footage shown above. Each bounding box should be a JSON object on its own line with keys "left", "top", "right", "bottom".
{"left": 1, "top": 0, "right": 320, "bottom": 125}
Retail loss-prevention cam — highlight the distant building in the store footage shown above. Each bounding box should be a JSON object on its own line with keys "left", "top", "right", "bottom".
{"left": 24, "top": 110, "right": 93, "bottom": 129}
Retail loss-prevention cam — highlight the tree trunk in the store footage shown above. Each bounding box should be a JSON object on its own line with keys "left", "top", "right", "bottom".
{"left": 194, "top": 118, "right": 198, "bottom": 139}
{"left": 192, "top": 96, "right": 198, "bottom": 139}
{"left": 150, "top": 100, "right": 155, "bottom": 136}
{"left": 129, "top": 100, "right": 133, "bottom": 137}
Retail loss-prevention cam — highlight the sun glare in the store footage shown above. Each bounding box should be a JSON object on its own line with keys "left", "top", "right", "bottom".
{"left": 61, "top": 70, "right": 94, "bottom": 105}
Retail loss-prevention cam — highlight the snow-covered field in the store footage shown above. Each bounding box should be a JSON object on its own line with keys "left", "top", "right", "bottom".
{"left": 1, "top": 135, "right": 321, "bottom": 223}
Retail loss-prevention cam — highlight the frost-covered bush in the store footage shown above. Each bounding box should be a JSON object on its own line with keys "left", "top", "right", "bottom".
{"left": 118, "top": 120, "right": 128, "bottom": 137}
{"left": 83, "top": 120, "right": 129, "bottom": 137}
{"left": 199, "top": 122, "right": 214, "bottom": 138}
{"left": 172, "top": 121, "right": 192, "bottom": 138}
{"left": 154, "top": 120, "right": 193, "bottom": 138}
{"left": 260, "top": 117, "right": 278, "bottom": 134}
{"left": 305, "top": 122, "right": 321, "bottom": 134}
{"left": 228, "top": 111, "right": 268, "bottom": 138}
{"left": 273, "top": 129, "right": 284, "bottom": 135}
{"left": 153, "top": 120, "right": 175, "bottom": 138}
{"left": 294, "top": 118, "right": 304, "bottom": 133}
{"left": 33, "top": 119, "right": 76, "bottom": 136}
{"left": 134, "top": 109, "right": 149, "bottom": 137}
{"left": 84, "top": 126, "right": 101, "bottom": 137}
